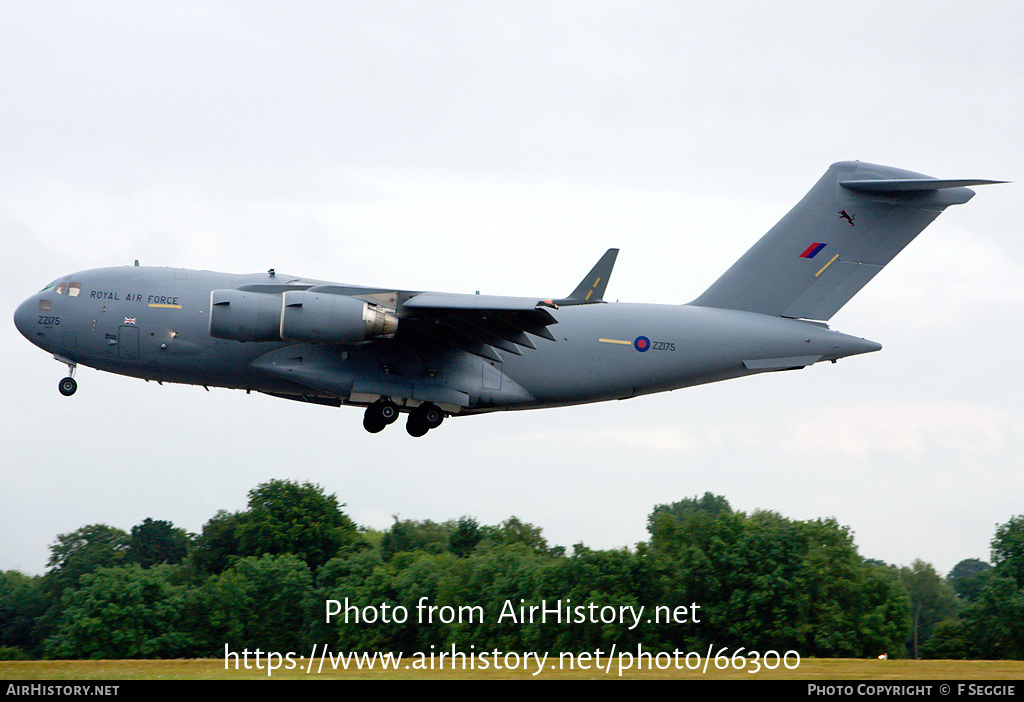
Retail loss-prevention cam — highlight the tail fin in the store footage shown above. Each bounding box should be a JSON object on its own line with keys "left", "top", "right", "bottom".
{"left": 690, "top": 161, "right": 1003, "bottom": 320}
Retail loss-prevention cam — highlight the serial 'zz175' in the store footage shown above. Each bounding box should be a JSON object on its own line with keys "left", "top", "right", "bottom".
{"left": 14, "top": 162, "right": 1002, "bottom": 437}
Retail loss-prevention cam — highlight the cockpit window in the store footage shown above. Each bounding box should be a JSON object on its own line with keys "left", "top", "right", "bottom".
{"left": 49, "top": 281, "right": 82, "bottom": 297}
{"left": 40, "top": 279, "right": 81, "bottom": 297}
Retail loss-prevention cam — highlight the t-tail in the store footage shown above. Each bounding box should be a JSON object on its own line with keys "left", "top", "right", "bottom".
{"left": 690, "top": 161, "right": 1004, "bottom": 320}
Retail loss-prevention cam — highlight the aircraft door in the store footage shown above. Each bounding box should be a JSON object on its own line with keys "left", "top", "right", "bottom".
{"left": 482, "top": 360, "right": 502, "bottom": 390}
{"left": 118, "top": 325, "right": 139, "bottom": 360}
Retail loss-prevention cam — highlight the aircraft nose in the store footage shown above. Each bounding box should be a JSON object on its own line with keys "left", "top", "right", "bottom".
{"left": 14, "top": 296, "right": 40, "bottom": 343}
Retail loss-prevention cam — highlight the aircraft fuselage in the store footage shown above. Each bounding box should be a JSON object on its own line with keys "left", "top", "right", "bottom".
{"left": 14, "top": 264, "right": 880, "bottom": 423}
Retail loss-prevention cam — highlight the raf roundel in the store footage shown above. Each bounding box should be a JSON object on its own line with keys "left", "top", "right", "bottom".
{"left": 634, "top": 336, "right": 650, "bottom": 352}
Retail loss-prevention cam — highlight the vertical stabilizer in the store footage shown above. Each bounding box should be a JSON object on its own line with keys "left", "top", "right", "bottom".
{"left": 689, "top": 162, "right": 1001, "bottom": 320}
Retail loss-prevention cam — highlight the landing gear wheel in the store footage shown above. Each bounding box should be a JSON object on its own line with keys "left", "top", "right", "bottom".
{"left": 406, "top": 415, "right": 428, "bottom": 437}
{"left": 375, "top": 400, "right": 399, "bottom": 425}
{"left": 363, "top": 400, "right": 399, "bottom": 433}
{"left": 363, "top": 414, "right": 386, "bottom": 433}
{"left": 59, "top": 377, "right": 77, "bottom": 397}
{"left": 416, "top": 403, "right": 444, "bottom": 430}
{"left": 406, "top": 403, "right": 443, "bottom": 437}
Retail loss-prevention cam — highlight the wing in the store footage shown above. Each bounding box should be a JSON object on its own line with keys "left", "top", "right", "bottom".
{"left": 400, "top": 292, "right": 558, "bottom": 362}
{"left": 223, "top": 274, "right": 559, "bottom": 363}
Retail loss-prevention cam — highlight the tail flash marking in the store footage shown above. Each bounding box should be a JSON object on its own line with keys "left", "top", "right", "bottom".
{"left": 800, "top": 243, "right": 827, "bottom": 259}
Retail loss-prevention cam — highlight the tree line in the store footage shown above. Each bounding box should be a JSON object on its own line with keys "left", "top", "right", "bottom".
{"left": 0, "top": 481, "right": 1020, "bottom": 660}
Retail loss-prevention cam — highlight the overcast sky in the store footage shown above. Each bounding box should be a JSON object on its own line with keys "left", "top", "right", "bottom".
{"left": 2, "top": 1, "right": 1022, "bottom": 579}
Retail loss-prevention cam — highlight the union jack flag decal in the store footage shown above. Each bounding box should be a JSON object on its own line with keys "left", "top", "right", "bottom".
{"left": 124, "top": 317, "right": 136, "bottom": 325}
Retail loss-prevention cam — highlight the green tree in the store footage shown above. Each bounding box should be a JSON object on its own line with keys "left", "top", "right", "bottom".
{"left": 948, "top": 558, "right": 991, "bottom": 602}
{"left": 129, "top": 518, "right": 192, "bottom": 567}
{"left": 447, "top": 517, "right": 483, "bottom": 558}
{"left": 237, "top": 480, "right": 361, "bottom": 570}
{"left": 43, "top": 524, "right": 130, "bottom": 597}
{"left": 44, "top": 564, "right": 194, "bottom": 659}
{"left": 188, "top": 510, "right": 243, "bottom": 577}
{"left": 920, "top": 617, "right": 971, "bottom": 659}
{"left": 645, "top": 497, "right": 909, "bottom": 657}
{"left": 195, "top": 554, "right": 314, "bottom": 655}
{"left": 899, "top": 560, "right": 958, "bottom": 659}
{"left": 381, "top": 518, "right": 450, "bottom": 561}
{"left": 0, "top": 571, "right": 47, "bottom": 658}
{"left": 648, "top": 492, "right": 732, "bottom": 533}
{"left": 960, "top": 574, "right": 1024, "bottom": 659}
{"left": 992, "top": 515, "right": 1024, "bottom": 589}
{"left": 481, "top": 516, "right": 551, "bottom": 554}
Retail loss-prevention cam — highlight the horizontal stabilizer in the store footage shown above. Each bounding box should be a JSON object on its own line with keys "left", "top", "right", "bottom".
{"left": 841, "top": 178, "right": 1006, "bottom": 194}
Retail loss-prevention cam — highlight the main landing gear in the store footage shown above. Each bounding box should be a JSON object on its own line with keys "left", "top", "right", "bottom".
{"left": 362, "top": 400, "right": 444, "bottom": 437}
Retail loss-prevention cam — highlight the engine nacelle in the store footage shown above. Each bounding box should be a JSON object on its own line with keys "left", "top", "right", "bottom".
{"left": 209, "top": 289, "right": 282, "bottom": 342}
{"left": 279, "top": 290, "right": 398, "bottom": 344}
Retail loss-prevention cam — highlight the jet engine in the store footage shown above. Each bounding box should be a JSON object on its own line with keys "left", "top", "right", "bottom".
{"left": 208, "top": 289, "right": 282, "bottom": 342}
{"left": 279, "top": 290, "right": 398, "bottom": 344}
{"left": 208, "top": 289, "right": 398, "bottom": 344}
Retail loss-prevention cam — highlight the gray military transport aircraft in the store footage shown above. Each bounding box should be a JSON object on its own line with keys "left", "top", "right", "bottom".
{"left": 14, "top": 162, "right": 1002, "bottom": 436}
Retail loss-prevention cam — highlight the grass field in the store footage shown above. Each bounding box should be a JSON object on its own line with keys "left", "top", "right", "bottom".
{"left": 3, "top": 657, "right": 1024, "bottom": 680}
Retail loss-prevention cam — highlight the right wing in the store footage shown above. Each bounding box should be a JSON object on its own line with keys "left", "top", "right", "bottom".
{"left": 401, "top": 292, "right": 558, "bottom": 362}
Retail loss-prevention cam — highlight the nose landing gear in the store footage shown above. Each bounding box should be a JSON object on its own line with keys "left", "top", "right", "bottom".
{"left": 56, "top": 356, "right": 77, "bottom": 396}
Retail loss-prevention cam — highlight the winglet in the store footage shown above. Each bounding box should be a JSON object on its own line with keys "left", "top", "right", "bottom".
{"left": 558, "top": 248, "right": 619, "bottom": 305}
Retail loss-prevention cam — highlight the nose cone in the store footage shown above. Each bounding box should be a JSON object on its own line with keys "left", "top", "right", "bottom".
{"left": 14, "top": 296, "right": 43, "bottom": 348}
